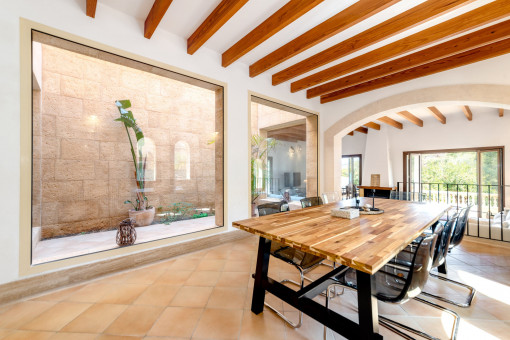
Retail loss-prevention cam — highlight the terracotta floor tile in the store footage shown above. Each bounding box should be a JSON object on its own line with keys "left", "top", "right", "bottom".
{"left": 96, "top": 335, "right": 142, "bottom": 340}
{"left": 156, "top": 271, "right": 193, "bottom": 285}
{"left": 104, "top": 305, "right": 164, "bottom": 337}
{"left": 97, "top": 284, "right": 149, "bottom": 304}
{"left": 48, "top": 332, "right": 98, "bottom": 340}
{"left": 61, "top": 304, "right": 127, "bottom": 333}
{"left": 33, "top": 285, "right": 84, "bottom": 302}
{"left": 203, "top": 249, "right": 231, "bottom": 260}
{"left": 192, "top": 308, "right": 242, "bottom": 339}
{"left": 207, "top": 287, "right": 247, "bottom": 309}
{"left": 239, "top": 309, "right": 286, "bottom": 340}
{"left": 223, "top": 260, "right": 252, "bottom": 272}
{"left": 133, "top": 285, "right": 180, "bottom": 306}
{"left": 0, "top": 301, "right": 57, "bottom": 329}
{"left": 168, "top": 258, "right": 200, "bottom": 271}
{"left": 21, "top": 302, "right": 92, "bottom": 331}
{"left": 0, "top": 329, "right": 13, "bottom": 338}
{"left": 147, "top": 307, "right": 202, "bottom": 338}
{"left": 65, "top": 283, "right": 115, "bottom": 303}
{"left": 196, "top": 259, "right": 226, "bottom": 271}
{"left": 185, "top": 270, "right": 221, "bottom": 286}
{"left": 2, "top": 330, "right": 54, "bottom": 340}
{"left": 216, "top": 271, "right": 250, "bottom": 288}
{"left": 169, "top": 286, "right": 213, "bottom": 308}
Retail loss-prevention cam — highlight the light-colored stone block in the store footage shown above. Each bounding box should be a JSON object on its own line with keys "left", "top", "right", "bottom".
{"left": 58, "top": 200, "right": 99, "bottom": 223}
{"left": 42, "top": 202, "right": 59, "bottom": 225}
{"left": 42, "top": 180, "right": 84, "bottom": 202}
{"left": 42, "top": 71, "right": 60, "bottom": 94}
{"left": 41, "top": 136, "right": 59, "bottom": 159}
{"left": 83, "top": 179, "right": 109, "bottom": 199}
{"left": 60, "top": 138, "right": 99, "bottom": 160}
{"left": 56, "top": 116, "right": 95, "bottom": 139}
{"left": 60, "top": 96, "right": 83, "bottom": 118}
{"left": 61, "top": 75, "right": 84, "bottom": 98}
{"left": 42, "top": 93, "right": 61, "bottom": 116}
{"left": 83, "top": 80, "right": 102, "bottom": 100}
{"left": 55, "top": 160, "right": 95, "bottom": 181}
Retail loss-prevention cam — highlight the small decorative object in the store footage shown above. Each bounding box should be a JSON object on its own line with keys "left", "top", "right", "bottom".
{"left": 116, "top": 218, "right": 137, "bottom": 246}
{"left": 359, "top": 209, "right": 384, "bottom": 215}
{"left": 363, "top": 204, "right": 372, "bottom": 212}
{"left": 331, "top": 208, "right": 360, "bottom": 219}
{"left": 370, "top": 174, "right": 381, "bottom": 187}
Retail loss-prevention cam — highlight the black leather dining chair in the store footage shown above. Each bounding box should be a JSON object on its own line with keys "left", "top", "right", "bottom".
{"left": 300, "top": 196, "right": 323, "bottom": 208}
{"left": 257, "top": 201, "right": 325, "bottom": 328}
{"left": 324, "top": 233, "right": 460, "bottom": 340}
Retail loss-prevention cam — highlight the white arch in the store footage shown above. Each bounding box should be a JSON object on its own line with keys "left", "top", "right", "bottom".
{"left": 323, "top": 84, "right": 510, "bottom": 191}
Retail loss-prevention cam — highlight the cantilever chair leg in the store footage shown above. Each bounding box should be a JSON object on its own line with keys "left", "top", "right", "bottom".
{"left": 323, "top": 284, "right": 460, "bottom": 340}
{"left": 421, "top": 272, "right": 476, "bottom": 308}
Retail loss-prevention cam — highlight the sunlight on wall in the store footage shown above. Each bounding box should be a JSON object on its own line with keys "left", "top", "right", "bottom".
{"left": 175, "top": 141, "right": 191, "bottom": 180}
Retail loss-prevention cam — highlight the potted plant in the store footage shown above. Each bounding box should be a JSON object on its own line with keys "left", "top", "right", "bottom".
{"left": 115, "top": 100, "right": 155, "bottom": 227}
{"left": 251, "top": 134, "right": 278, "bottom": 216}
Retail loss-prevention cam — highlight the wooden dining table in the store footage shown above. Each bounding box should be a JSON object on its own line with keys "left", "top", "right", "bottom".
{"left": 232, "top": 197, "right": 450, "bottom": 340}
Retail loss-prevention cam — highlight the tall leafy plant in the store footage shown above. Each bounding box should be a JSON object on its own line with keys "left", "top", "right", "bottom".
{"left": 115, "top": 100, "right": 149, "bottom": 211}
{"left": 251, "top": 134, "right": 277, "bottom": 203}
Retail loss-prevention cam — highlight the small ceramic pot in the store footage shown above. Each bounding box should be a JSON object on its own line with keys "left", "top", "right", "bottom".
{"left": 129, "top": 206, "right": 155, "bottom": 227}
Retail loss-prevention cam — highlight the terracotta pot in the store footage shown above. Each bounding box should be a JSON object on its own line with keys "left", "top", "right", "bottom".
{"left": 129, "top": 206, "right": 155, "bottom": 227}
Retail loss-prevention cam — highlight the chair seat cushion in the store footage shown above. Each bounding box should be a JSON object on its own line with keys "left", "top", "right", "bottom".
{"left": 270, "top": 242, "right": 323, "bottom": 269}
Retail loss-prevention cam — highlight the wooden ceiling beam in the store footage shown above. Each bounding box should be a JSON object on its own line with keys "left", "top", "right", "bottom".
{"left": 427, "top": 107, "right": 446, "bottom": 124}
{"left": 249, "top": 0, "right": 396, "bottom": 77}
{"left": 222, "top": 0, "right": 324, "bottom": 67}
{"left": 272, "top": 0, "right": 475, "bottom": 86}
{"left": 397, "top": 111, "right": 423, "bottom": 127}
{"left": 461, "top": 106, "right": 473, "bottom": 121}
{"left": 187, "top": 0, "right": 249, "bottom": 55}
{"left": 499, "top": 108, "right": 504, "bottom": 117}
{"left": 86, "top": 0, "right": 97, "bottom": 18}
{"left": 320, "top": 39, "right": 510, "bottom": 103}
{"left": 377, "top": 116, "right": 403, "bottom": 130}
{"left": 144, "top": 0, "right": 174, "bottom": 39}
{"left": 364, "top": 122, "right": 381, "bottom": 130}
{"left": 355, "top": 127, "right": 368, "bottom": 134}
{"left": 307, "top": 21, "right": 510, "bottom": 98}
{"left": 290, "top": 0, "right": 509, "bottom": 92}
{"left": 347, "top": 131, "right": 354, "bottom": 136}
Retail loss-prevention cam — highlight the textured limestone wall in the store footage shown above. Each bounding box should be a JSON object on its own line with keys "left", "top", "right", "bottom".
{"left": 32, "top": 45, "right": 218, "bottom": 239}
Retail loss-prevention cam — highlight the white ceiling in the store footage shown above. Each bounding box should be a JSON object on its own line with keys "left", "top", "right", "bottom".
{"left": 98, "top": 0, "right": 498, "bottom": 86}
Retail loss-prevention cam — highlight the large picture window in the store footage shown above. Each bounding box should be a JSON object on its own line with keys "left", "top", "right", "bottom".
{"left": 31, "top": 32, "right": 224, "bottom": 264}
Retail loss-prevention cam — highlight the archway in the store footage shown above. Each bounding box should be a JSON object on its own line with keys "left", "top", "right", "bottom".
{"left": 323, "top": 84, "right": 510, "bottom": 191}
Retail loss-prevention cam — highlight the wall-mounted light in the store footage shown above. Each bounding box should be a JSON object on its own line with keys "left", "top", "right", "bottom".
{"left": 289, "top": 146, "right": 295, "bottom": 157}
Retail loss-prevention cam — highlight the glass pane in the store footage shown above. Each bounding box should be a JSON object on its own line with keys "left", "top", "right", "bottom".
{"left": 341, "top": 157, "right": 350, "bottom": 188}
{"left": 481, "top": 151, "right": 500, "bottom": 216}
{"left": 352, "top": 157, "right": 360, "bottom": 185}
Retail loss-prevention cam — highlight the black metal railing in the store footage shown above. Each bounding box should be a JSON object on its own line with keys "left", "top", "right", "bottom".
{"left": 397, "top": 182, "right": 510, "bottom": 242}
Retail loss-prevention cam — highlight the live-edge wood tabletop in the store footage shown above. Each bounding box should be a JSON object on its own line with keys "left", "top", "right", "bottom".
{"left": 233, "top": 198, "right": 450, "bottom": 275}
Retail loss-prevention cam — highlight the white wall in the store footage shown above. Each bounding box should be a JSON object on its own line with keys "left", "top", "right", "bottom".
{"left": 0, "top": 1, "right": 321, "bottom": 285}
{"left": 386, "top": 109, "right": 510, "bottom": 186}
{"left": 342, "top": 132, "right": 366, "bottom": 157}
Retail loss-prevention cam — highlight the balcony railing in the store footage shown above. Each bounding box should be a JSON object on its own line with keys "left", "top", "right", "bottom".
{"left": 397, "top": 182, "right": 510, "bottom": 243}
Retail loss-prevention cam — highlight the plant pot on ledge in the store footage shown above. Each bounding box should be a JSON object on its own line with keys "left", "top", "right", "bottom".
{"left": 129, "top": 206, "right": 155, "bottom": 227}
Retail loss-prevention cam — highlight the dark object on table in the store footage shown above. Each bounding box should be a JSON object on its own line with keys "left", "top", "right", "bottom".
{"left": 300, "top": 196, "right": 323, "bottom": 208}
{"left": 116, "top": 218, "right": 137, "bottom": 246}
{"left": 370, "top": 189, "right": 380, "bottom": 211}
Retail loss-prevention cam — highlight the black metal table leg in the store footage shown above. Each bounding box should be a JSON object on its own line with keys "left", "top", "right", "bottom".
{"left": 251, "top": 237, "right": 271, "bottom": 314}
{"left": 356, "top": 270, "right": 383, "bottom": 340}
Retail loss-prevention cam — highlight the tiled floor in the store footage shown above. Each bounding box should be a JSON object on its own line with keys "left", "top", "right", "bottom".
{"left": 33, "top": 216, "right": 218, "bottom": 264}
{"left": 2, "top": 235, "right": 510, "bottom": 339}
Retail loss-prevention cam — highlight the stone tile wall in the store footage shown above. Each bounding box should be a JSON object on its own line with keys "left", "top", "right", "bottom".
{"left": 32, "top": 45, "right": 218, "bottom": 239}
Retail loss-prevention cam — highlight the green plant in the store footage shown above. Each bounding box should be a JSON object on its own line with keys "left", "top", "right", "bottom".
{"left": 251, "top": 134, "right": 278, "bottom": 203}
{"left": 159, "top": 202, "right": 197, "bottom": 224}
{"left": 115, "top": 100, "right": 151, "bottom": 211}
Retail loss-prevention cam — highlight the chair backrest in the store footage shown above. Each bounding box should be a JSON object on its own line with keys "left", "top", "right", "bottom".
{"left": 450, "top": 206, "right": 472, "bottom": 248}
{"left": 322, "top": 192, "right": 340, "bottom": 204}
{"left": 300, "top": 196, "right": 323, "bottom": 208}
{"left": 431, "top": 213, "right": 458, "bottom": 268}
{"left": 257, "top": 201, "right": 289, "bottom": 216}
{"left": 374, "top": 233, "right": 437, "bottom": 304}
